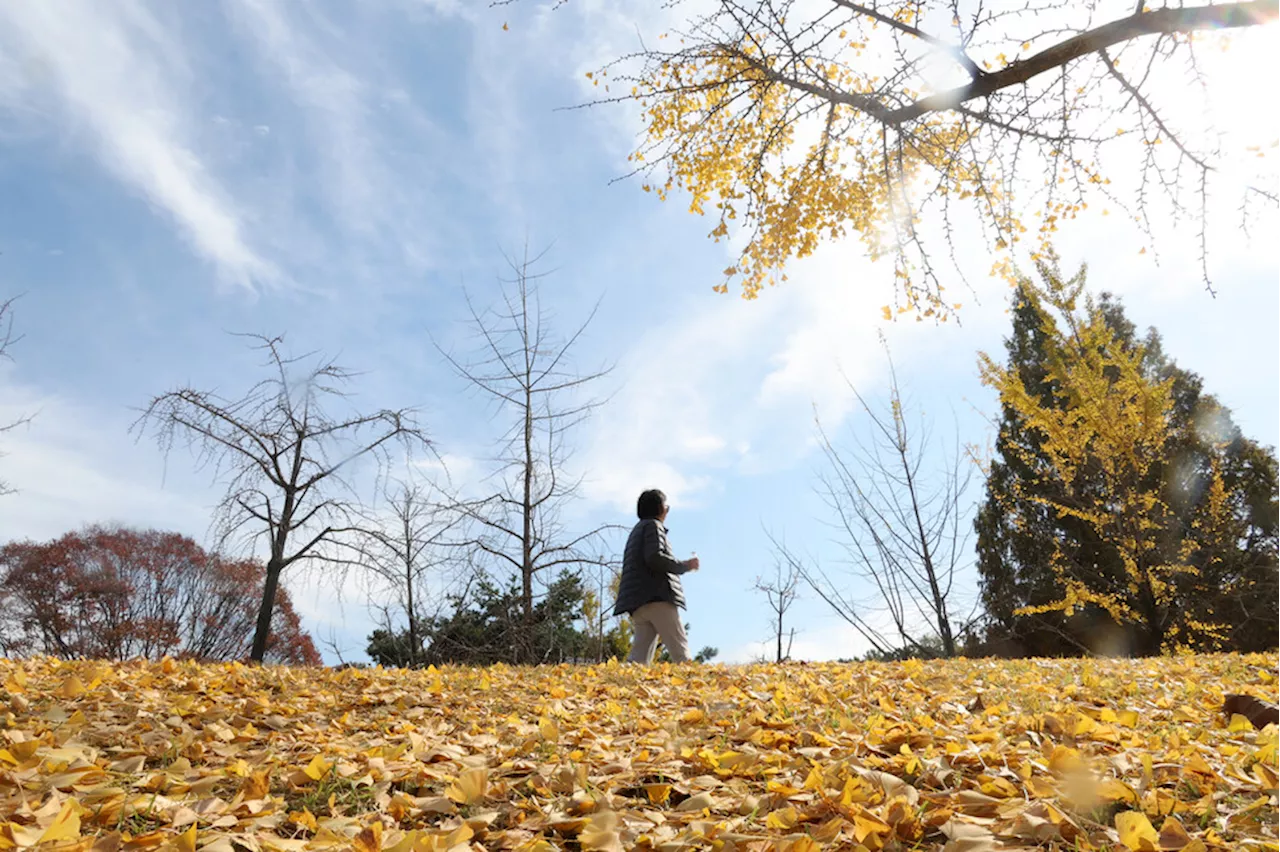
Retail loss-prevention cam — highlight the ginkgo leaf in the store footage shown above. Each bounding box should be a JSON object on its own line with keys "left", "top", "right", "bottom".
{"left": 1228, "top": 713, "right": 1255, "bottom": 733}
{"left": 240, "top": 768, "right": 271, "bottom": 800}
{"left": 174, "top": 824, "right": 197, "bottom": 852}
{"left": 37, "top": 801, "right": 81, "bottom": 844}
{"left": 446, "top": 768, "right": 490, "bottom": 805}
{"left": 5, "top": 668, "right": 27, "bottom": 692}
{"left": 303, "top": 755, "right": 333, "bottom": 781}
{"left": 539, "top": 716, "right": 560, "bottom": 742}
{"left": 352, "top": 820, "right": 382, "bottom": 852}
{"left": 679, "top": 708, "right": 705, "bottom": 724}
{"left": 644, "top": 783, "right": 671, "bottom": 805}
{"left": 674, "top": 791, "right": 715, "bottom": 812}
{"left": 57, "top": 675, "right": 86, "bottom": 699}
{"left": 1116, "top": 810, "right": 1159, "bottom": 851}
{"left": 579, "top": 811, "right": 623, "bottom": 852}
{"left": 1156, "top": 816, "right": 1194, "bottom": 850}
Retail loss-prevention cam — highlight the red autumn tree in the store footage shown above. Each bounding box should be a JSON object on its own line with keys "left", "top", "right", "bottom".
{"left": 0, "top": 526, "right": 320, "bottom": 665}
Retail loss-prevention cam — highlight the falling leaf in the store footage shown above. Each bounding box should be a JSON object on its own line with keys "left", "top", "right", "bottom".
{"left": 679, "top": 708, "right": 705, "bottom": 725}
{"left": 5, "top": 667, "right": 26, "bottom": 692}
{"left": 644, "top": 784, "right": 671, "bottom": 805}
{"left": 240, "top": 768, "right": 271, "bottom": 800}
{"left": 289, "top": 810, "right": 319, "bottom": 833}
{"left": 1157, "top": 816, "right": 1194, "bottom": 850}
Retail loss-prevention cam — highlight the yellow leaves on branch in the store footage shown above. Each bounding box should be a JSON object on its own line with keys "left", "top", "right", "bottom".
{"left": 0, "top": 655, "right": 1276, "bottom": 850}
{"left": 630, "top": 42, "right": 1007, "bottom": 309}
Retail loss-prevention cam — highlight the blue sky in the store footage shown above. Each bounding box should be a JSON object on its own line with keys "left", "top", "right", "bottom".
{"left": 0, "top": 1, "right": 1275, "bottom": 663}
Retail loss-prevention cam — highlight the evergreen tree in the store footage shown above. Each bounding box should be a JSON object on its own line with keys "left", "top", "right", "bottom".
{"left": 366, "top": 571, "right": 607, "bottom": 666}
{"left": 974, "top": 263, "right": 1278, "bottom": 656}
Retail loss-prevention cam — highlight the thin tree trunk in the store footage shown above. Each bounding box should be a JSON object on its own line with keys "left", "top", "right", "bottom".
{"left": 522, "top": 388, "right": 534, "bottom": 620}
{"left": 404, "top": 513, "right": 419, "bottom": 667}
{"left": 776, "top": 608, "right": 784, "bottom": 663}
{"left": 898, "top": 426, "right": 957, "bottom": 657}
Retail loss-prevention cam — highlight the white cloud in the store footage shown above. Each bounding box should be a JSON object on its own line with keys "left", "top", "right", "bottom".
{"left": 223, "top": 1, "right": 393, "bottom": 235}
{"left": 0, "top": 381, "right": 213, "bottom": 543}
{"left": 0, "top": 1, "right": 279, "bottom": 292}
{"left": 573, "top": 234, "right": 986, "bottom": 514}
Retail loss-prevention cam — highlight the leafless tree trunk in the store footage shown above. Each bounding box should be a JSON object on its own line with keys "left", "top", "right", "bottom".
{"left": 134, "top": 334, "right": 431, "bottom": 663}
{"left": 436, "top": 246, "right": 616, "bottom": 656}
{"left": 754, "top": 558, "right": 800, "bottom": 663}
{"left": 785, "top": 350, "right": 972, "bottom": 658}
{"left": 0, "top": 297, "right": 33, "bottom": 497}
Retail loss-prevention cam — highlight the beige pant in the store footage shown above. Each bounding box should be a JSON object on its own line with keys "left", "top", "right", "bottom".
{"left": 628, "top": 601, "right": 690, "bottom": 663}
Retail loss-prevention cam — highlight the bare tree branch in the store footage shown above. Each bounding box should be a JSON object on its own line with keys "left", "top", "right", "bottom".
{"left": 800, "top": 343, "right": 973, "bottom": 658}
{"left": 753, "top": 553, "right": 801, "bottom": 662}
{"left": 435, "top": 246, "right": 615, "bottom": 659}
{"left": 133, "top": 333, "right": 432, "bottom": 662}
{"left": 0, "top": 297, "right": 34, "bottom": 497}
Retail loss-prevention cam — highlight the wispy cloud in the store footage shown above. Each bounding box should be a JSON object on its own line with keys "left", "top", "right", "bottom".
{"left": 222, "top": 0, "right": 442, "bottom": 274}
{"left": 0, "top": 1, "right": 279, "bottom": 292}
{"left": 0, "top": 379, "right": 212, "bottom": 543}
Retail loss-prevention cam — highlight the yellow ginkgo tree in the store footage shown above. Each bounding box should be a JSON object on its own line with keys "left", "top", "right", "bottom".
{"left": 977, "top": 267, "right": 1230, "bottom": 653}
{"left": 588, "top": 0, "right": 1278, "bottom": 311}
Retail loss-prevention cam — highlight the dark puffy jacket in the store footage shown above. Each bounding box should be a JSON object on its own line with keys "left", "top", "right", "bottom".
{"left": 612, "top": 518, "right": 692, "bottom": 615}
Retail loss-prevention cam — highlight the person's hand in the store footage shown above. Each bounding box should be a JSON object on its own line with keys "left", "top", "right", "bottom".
{"left": 687, "top": 556, "right": 700, "bottom": 571}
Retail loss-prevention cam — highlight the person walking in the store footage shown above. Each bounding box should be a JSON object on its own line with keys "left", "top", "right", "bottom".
{"left": 613, "top": 488, "right": 700, "bottom": 663}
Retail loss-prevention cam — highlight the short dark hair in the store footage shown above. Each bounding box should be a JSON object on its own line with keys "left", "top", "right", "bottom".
{"left": 636, "top": 489, "right": 667, "bottom": 520}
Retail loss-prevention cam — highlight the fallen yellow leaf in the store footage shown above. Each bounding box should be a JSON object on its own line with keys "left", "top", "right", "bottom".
{"left": 1116, "top": 810, "right": 1159, "bottom": 851}
{"left": 445, "top": 768, "right": 489, "bottom": 805}
{"left": 174, "top": 824, "right": 197, "bottom": 852}
{"left": 302, "top": 754, "right": 333, "bottom": 781}
{"left": 37, "top": 801, "right": 81, "bottom": 844}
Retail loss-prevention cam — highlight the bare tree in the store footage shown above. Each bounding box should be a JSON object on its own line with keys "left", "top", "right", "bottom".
{"left": 786, "top": 352, "right": 972, "bottom": 658}
{"left": 581, "top": 564, "right": 628, "bottom": 663}
{"left": 436, "top": 247, "right": 616, "bottom": 642}
{"left": 134, "top": 334, "right": 431, "bottom": 663}
{"left": 754, "top": 557, "right": 800, "bottom": 663}
{"left": 582, "top": 0, "right": 1277, "bottom": 308}
{"left": 357, "top": 481, "right": 466, "bottom": 668}
{"left": 0, "top": 297, "right": 33, "bottom": 497}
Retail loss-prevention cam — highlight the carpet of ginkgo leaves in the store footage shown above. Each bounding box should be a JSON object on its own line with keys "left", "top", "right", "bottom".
{"left": 1, "top": 654, "right": 1276, "bottom": 852}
